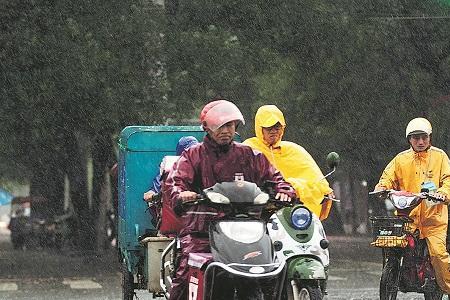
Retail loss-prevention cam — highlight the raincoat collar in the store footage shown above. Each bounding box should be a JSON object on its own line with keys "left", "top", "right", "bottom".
{"left": 412, "top": 146, "right": 431, "bottom": 159}
{"left": 203, "top": 134, "right": 231, "bottom": 154}
{"left": 254, "top": 105, "right": 286, "bottom": 148}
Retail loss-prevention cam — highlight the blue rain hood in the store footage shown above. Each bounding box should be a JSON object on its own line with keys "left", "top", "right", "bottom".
{"left": 176, "top": 136, "right": 199, "bottom": 155}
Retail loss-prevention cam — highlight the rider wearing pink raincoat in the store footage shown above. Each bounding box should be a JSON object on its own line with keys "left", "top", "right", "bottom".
{"left": 165, "top": 99, "right": 295, "bottom": 300}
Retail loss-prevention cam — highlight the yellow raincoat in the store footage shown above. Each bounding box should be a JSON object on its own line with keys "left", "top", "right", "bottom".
{"left": 243, "top": 105, "right": 333, "bottom": 219}
{"left": 376, "top": 146, "right": 450, "bottom": 293}
{"left": 376, "top": 146, "right": 450, "bottom": 238}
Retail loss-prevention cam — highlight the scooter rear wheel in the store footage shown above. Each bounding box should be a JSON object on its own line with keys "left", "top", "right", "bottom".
{"left": 424, "top": 289, "right": 444, "bottom": 300}
{"left": 380, "top": 258, "right": 399, "bottom": 300}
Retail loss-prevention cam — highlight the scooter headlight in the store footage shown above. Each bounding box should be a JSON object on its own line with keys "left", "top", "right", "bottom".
{"left": 291, "top": 207, "right": 312, "bottom": 230}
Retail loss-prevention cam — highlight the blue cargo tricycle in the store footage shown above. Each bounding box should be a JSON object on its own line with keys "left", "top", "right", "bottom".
{"left": 118, "top": 125, "right": 204, "bottom": 300}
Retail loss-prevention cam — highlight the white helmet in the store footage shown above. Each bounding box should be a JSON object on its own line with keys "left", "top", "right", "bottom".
{"left": 405, "top": 117, "right": 432, "bottom": 138}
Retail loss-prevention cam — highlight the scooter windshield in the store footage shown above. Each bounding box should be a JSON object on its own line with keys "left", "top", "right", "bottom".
{"left": 390, "top": 193, "right": 420, "bottom": 209}
{"left": 204, "top": 181, "right": 267, "bottom": 204}
{"left": 219, "top": 221, "right": 264, "bottom": 244}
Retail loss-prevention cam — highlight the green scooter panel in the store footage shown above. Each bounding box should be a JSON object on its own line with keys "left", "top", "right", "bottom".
{"left": 287, "top": 257, "right": 326, "bottom": 280}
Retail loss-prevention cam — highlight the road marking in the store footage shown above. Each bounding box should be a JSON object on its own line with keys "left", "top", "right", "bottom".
{"left": 365, "top": 271, "right": 381, "bottom": 276}
{"left": 328, "top": 275, "right": 347, "bottom": 281}
{"left": 0, "top": 282, "right": 18, "bottom": 291}
{"left": 62, "top": 279, "right": 102, "bottom": 289}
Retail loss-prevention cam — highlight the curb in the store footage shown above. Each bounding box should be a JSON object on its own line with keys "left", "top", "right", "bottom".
{"left": 327, "top": 235, "right": 380, "bottom": 262}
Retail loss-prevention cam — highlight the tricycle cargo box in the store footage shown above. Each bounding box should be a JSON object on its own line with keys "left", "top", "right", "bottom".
{"left": 141, "top": 236, "right": 174, "bottom": 293}
{"left": 118, "top": 126, "right": 204, "bottom": 271}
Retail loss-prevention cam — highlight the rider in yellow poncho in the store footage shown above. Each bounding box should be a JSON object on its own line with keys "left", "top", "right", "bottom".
{"left": 243, "top": 105, "right": 334, "bottom": 220}
{"left": 375, "top": 117, "right": 450, "bottom": 294}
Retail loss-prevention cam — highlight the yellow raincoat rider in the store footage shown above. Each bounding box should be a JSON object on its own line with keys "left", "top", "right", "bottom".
{"left": 243, "top": 105, "right": 334, "bottom": 220}
{"left": 375, "top": 117, "right": 450, "bottom": 294}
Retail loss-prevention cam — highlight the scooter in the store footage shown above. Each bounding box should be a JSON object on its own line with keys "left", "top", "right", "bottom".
{"left": 8, "top": 197, "right": 32, "bottom": 249}
{"left": 8, "top": 196, "right": 74, "bottom": 250}
{"left": 369, "top": 189, "right": 444, "bottom": 300}
{"left": 41, "top": 206, "right": 74, "bottom": 249}
{"left": 267, "top": 152, "right": 340, "bottom": 300}
{"left": 159, "top": 180, "right": 288, "bottom": 300}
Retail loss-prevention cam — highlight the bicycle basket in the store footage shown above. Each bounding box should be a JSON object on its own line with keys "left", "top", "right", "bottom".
{"left": 369, "top": 216, "right": 412, "bottom": 248}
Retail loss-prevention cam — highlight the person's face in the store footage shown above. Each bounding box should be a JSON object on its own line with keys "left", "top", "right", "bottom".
{"left": 409, "top": 133, "right": 430, "bottom": 152}
{"left": 262, "top": 122, "right": 283, "bottom": 145}
{"left": 208, "top": 121, "right": 236, "bottom": 145}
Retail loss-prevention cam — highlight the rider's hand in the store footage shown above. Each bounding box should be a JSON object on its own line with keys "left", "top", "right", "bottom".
{"left": 374, "top": 186, "right": 387, "bottom": 192}
{"left": 143, "top": 190, "right": 156, "bottom": 202}
{"left": 428, "top": 192, "right": 447, "bottom": 203}
{"left": 275, "top": 192, "right": 291, "bottom": 202}
{"left": 373, "top": 186, "right": 387, "bottom": 199}
{"left": 327, "top": 191, "right": 335, "bottom": 200}
{"left": 179, "top": 191, "right": 198, "bottom": 202}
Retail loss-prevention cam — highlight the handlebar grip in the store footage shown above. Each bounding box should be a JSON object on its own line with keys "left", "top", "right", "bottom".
{"left": 369, "top": 190, "right": 389, "bottom": 195}
{"left": 179, "top": 194, "right": 205, "bottom": 206}
{"left": 268, "top": 198, "right": 294, "bottom": 208}
{"left": 369, "top": 190, "right": 390, "bottom": 200}
{"left": 424, "top": 193, "right": 445, "bottom": 203}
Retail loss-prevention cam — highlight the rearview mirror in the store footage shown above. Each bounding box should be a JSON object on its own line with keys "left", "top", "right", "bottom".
{"left": 326, "top": 152, "right": 340, "bottom": 170}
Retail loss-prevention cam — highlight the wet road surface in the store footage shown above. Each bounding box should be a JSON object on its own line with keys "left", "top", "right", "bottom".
{"left": 0, "top": 230, "right": 430, "bottom": 300}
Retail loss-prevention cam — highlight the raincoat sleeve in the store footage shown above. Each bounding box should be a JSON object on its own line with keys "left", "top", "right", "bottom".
{"left": 437, "top": 153, "right": 450, "bottom": 199}
{"left": 286, "top": 144, "right": 333, "bottom": 219}
{"left": 376, "top": 157, "right": 397, "bottom": 190}
{"left": 287, "top": 178, "right": 332, "bottom": 220}
{"left": 293, "top": 145, "right": 333, "bottom": 195}
{"left": 165, "top": 153, "right": 196, "bottom": 210}
{"left": 149, "top": 173, "right": 162, "bottom": 193}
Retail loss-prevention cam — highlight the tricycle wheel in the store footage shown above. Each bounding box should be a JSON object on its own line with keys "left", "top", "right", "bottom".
{"left": 121, "top": 261, "right": 135, "bottom": 300}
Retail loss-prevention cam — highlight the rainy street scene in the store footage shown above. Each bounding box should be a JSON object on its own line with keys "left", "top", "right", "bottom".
{"left": 1, "top": 1, "right": 450, "bottom": 300}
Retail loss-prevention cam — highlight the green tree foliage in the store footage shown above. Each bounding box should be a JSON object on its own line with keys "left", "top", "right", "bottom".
{"left": 1, "top": 0, "right": 167, "bottom": 248}
{"left": 163, "top": 0, "right": 449, "bottom": 185}
{"left": 1, "top": 0, "right": 449, "bottom": 243}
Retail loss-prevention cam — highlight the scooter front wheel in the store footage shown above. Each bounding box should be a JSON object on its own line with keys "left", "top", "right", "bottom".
{"left": 379, "top": 258, "right": 399, "bottom": 300}
{"left": 287, "top": 281, "right": 322, "bottom": 300}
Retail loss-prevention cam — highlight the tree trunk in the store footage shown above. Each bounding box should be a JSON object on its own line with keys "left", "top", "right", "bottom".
{"left": 65, "top": 131, "right": 91, "bottom": 250}
{"left": 96, "top": 167, "right": 111, "bottom": 253}
{"left": 92, "top": 133, "right": 115, "bottom": 252}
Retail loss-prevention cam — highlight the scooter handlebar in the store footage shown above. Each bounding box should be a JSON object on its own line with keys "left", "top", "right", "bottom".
{"left": 180, "top": 194, "right": 206, "bottom": 205}
{"left": 267, "top": 197, "right": 295, "bottom": 208}
{"left": 420, "top": 191, "right": 446, "bottom": 203}
{"left": 369, "top": 189, "right": 391, "bottom": 196}
{"left": 369, "top": 189, "right": 445, "bottom": 203}
{"left": 174, "top": 194, "right": 205, "bottom": 216}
